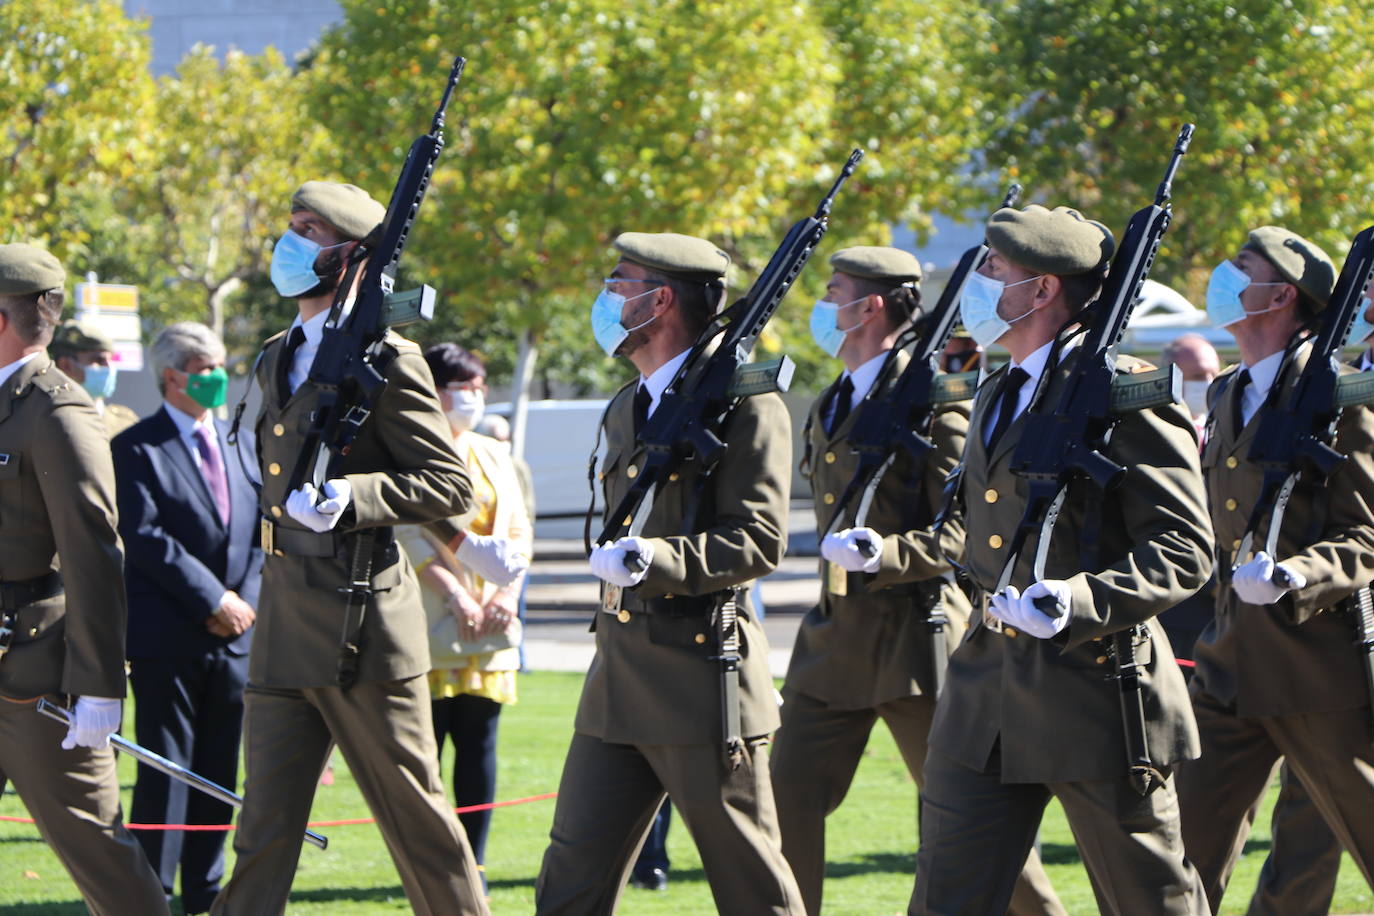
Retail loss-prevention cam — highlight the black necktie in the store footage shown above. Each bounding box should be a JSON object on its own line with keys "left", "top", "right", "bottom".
{"left": 1232, "top": 368, "right": 1252, "bottom": 438}
{"left": 277, "top": 325, "right": 307, "bottom": 407}
{"left": 985, "top": 367, "right": 1030, "bottom": 451}
{"left": 633, "top": 384, "right": 652, "bottom": 435}
{"left": 828, "top": 376, "right": 855, "bottom": 435}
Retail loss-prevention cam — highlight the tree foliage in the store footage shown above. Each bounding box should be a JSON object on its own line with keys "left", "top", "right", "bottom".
{"left": 954, "top": 0, "right": 1374, "bottom": 298}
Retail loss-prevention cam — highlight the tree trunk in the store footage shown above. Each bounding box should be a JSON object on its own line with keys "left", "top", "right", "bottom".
{"left": 509, "top": 327, "right": 539, "bottom": 461}
{"left": 206, "top": 276, "right": 241, "bottom": 346}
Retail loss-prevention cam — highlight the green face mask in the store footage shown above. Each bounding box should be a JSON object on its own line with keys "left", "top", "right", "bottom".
{"left": 185, "top": 367, "right": 229, "bottom": 409}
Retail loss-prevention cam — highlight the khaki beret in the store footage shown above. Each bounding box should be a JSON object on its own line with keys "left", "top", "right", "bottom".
{"left": 829, "top": 246, "right": 922, "bottom": 285}
{"left": 291, "top": 181, "right": 386, "bottom": 241}
{"left": 986, "top": 205, "right": 1116, "bottom": 276}
{"left": 0, "top": 243, "right": 65, "bottom": 296}
{"left": 613, "top": 232, "right": 729, "bottom": 282}
{"left": 1242, "top": 226, "right": 1336, "bottom": 311}
{"left": 50, "top": 319, "right": 115, "bottom": 354}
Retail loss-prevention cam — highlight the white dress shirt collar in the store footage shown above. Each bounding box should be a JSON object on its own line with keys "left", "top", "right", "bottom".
{"left": 286, "top": 302, "right": 353, "bottom": 394}
{"left": 1236, "top": 348, "right": 1286, "bottom": 427}
{"left": 639, "top": 348, "right": 692, "bottom": 419}
{"left": 0, "top": 351, "right": 41, "bottom": 391}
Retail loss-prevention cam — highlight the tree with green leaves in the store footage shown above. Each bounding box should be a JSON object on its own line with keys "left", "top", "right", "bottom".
{"left": 953, "top": 0, "right": 1374, "bottom": 299}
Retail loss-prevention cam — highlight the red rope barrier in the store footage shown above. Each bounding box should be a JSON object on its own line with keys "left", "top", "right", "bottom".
{"left": 0, "top": 791, "right": 558, "bottom": 832}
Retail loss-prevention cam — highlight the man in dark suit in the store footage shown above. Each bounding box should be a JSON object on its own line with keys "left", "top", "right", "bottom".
{"left": 112, "top": 321, "right": 261, "bottom": 915}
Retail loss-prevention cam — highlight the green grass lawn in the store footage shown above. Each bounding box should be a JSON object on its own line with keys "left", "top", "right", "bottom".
{"left": 2, "top": 671, "right": 1371, "bottom": 914}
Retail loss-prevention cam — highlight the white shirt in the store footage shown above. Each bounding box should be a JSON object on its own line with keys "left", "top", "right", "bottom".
{"left": 162, "top": 402, "right": 218, "bottom": 470}
{"left": 1359, "top": 349, "right": 1374, "bottom": 372}
{"left": 1236, "top": 349, "right": 1286, "bottom": 429}
{"left": 639, "top": 348, "right": 692, "bottom": 419}
{"left": 286, "top": 300, "right": 354, "bottom": 395}
{"left": 0, "top": 351, "right": 40, "bottom": 391}
{"left": 982, "top": 338, "right": 1057, "bottom": 446}
{"left": 822, "top": 351, "right": 887, "bottom": 430}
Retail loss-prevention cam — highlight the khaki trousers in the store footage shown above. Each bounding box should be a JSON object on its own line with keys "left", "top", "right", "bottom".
{"left": 772, "top": 690, "right": 1066, "bottom": 916}
{"left": 536, "top": 731, "right": 803, "bottom": 915}
{"left": 210, "top": 676, "right": 487, "bottom": 916}
{"left": 913, "top": 745, "right": 1208, "bottom": 916}
{"left": 0, "top": 697, "right": 168, "bottom": 916}
{"left": 1177, "top": 689, "right": 1374, "bottom": 913}
{"left": 1245, "top": 761, "right": 1342, "bottom": 916}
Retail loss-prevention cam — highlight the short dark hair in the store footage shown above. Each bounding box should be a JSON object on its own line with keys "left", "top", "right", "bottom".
{"left": 1059, "top": 269, "right": 1107, "bottom": 314}
{"left": 424, "top": 342, "right": 486, "bottom": 388}
{"left": 645, "top": 271, "right": 724, "bottom": 339}
{"left": 0, "top": 289, "right": 64, "bottom": 346}
{"left": 852, "top": 277, "right": 923, "bottom": 330}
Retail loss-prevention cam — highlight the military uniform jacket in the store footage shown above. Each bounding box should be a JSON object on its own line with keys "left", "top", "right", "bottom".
{"left": 786, "top": 351, "right": 971, "bottom": 710}
{"left": 251, "top": 328, "right": 472, "bottom": 689}
{"left": 574, "top": 383, "right": 791, "bottom": 746}
{"left": 0, "top": 355, "right": 127, "bottom": 699}
{"left": 928, "top": 351, "right": 1212, "bottom": 783}
{"left": 1193, "top": 344, "right": 1374, "bottom": 716}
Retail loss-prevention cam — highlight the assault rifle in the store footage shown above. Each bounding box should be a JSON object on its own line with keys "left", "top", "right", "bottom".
{"left": 1235, "top": 225, "right": 1374, "bottom": 713}
{"left": 995, "top": 124, "right": 1195, "bottom": 796}
{"left": 596, "top": 149, "right": 863, "bottom": 768}
{"left": 284, "top": 57, "right": 465, "bottom": 496}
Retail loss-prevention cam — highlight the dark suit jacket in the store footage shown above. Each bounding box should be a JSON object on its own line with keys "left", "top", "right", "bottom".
{"left": 112, "top": 407, "right": 261, "bottom": 658}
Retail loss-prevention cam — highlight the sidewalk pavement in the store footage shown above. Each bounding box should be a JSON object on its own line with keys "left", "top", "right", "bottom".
{"left": 523, "top": 529, "right": 821, "bottom": 678}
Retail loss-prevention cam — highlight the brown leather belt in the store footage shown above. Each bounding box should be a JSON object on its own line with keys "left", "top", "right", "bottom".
{"left": 260, "top": 518, "right": 396, "bottom": 561}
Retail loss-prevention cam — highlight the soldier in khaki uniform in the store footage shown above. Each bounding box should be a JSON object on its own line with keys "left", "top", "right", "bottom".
{"left": 50, "top": 319, "right": 139, "bottom": 438}
{"left": 211, "top": 183, "right": 492, "bottom": 916}
{"left": 770, "top": 246, "right": 1065, "bottom": 916}
{"left": 0, "top": 243, "right": 169, "bottom": 915}
{"left": 912, "top": 206, "right": 1214, "bottom": 915}
{"left": 536, "top": 233, "right": 803, "bottom": 915}
{"left": 1176, "top": 226, "right": 1374, "bottom": 907}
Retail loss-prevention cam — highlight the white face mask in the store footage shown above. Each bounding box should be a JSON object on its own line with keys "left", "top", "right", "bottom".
{"left": 1180, "top": 379, "right": 1210, "bottom": 419}
{"left": 445, "top": 388, "right": 485, "bottom": 431}
{"left": 958, "top": 271, "right": 1041, "bottom": 348}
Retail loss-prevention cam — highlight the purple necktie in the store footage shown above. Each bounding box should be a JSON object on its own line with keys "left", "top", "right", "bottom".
{"left": 193, "top": 424, "right": 231, "bottom": 526}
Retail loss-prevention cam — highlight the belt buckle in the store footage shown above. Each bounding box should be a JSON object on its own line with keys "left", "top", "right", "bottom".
{"left": 260, "top": 517, "right": 275, "bottom": 556}
{"left": 601, "top": 583, "right": 623, "bottom": 616}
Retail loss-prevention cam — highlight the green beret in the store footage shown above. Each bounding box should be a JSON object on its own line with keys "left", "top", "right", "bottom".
{"left": 1242, "top": 226, "right": 1336, "bottom": 311}
{"left": 291, "top": 181, "right": 386, "bottom": 241}
{"left": 0, "top": 243, "right": 65, "bottom": 296}
{"left": 829, "top": 246, "right": 922, "bottom": 285}
{"left": 613, "top": 232, "right": 729, "bottom": 282}
{"left": 50, "top": 319, "right": 115, "bottom": 354}
{"left": 986, "top": 205, "right": 1116, "bottom": 276}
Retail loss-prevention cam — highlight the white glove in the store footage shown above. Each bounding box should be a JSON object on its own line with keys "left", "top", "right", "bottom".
{"left": 456, "top": 532, "right": 530, "bottom": 587}
{"left": 589, "top": 536, "right": 654, "bottom": 587}
{"left": 61, "top": 697, "right": 122, "bottom": 750}
{"left": 1232, "top": 551, "right": 1306, "bottom": 605}
{"left": 284, "top": 479, "right": 351, "bottom": 533}
{"left": 821, "top": 527, "right": 883, "bottom": 574}
{"left": 987, "top": 581, "right": 1072, "bottom": 639}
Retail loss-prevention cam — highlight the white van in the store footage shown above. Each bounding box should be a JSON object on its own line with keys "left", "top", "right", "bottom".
{"left": 486, "top": 398, "right": 610, "bottom": 520}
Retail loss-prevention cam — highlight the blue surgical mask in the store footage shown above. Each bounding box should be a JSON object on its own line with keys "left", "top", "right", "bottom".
{"left": 1346, "top": 297, "right": 1374, "bottom": 347}
{"left": 808, "top": 297, "right": 866, "bottom": 358}
{"left": 270, "top": 230, "right": 348, "bottom": 298}
{"left": 958, "top": 271, "right": 1040, "bottom": 349}
{"left": 1205, "top": 259, "right": 1286, "bottom": 329}
{"left": 81, "top": 364, "right": 116, "bottom": 400}
{"left": 590, "top": 286, "right": 660, "bottom": 357}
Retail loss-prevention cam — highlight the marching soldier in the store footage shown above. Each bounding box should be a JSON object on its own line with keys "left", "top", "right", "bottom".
{"left": 770, "top": 246, "right": 1065, "bottom": 915}
{"left": 0, "top": 243, "right": 168, "bottom": 914}
{"left": 1177, "top": 226, "right": 1374, "bottom": 906}
{"left": 912, "top": 206, "right": 1214, "bottom": 915}
{"left": 536, "top": 232, "right": 803, "bottom": 914}
{"left": 49, "top": 319, "right": 139, "bottom": 438}
{"left": 212, "top": 182, "right": 504, "bottom": 916}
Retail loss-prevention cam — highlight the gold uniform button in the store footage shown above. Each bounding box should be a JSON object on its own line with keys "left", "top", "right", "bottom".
{"left": 1225, "top": 498, "right": 1238, "bottom": 511}
{"left": 271, "top": 506, "right": 283, "bottom": 518}
{"left": 29, "top": 627, "right": 39, "bottom": 637}
{"left": 1095, "top": 655, "right": 1108, "bottom": 665}
{"left": 823, "top": 492, "right": 836, "bottom": 505}
{"left": 1004, "top": 627, "right": 1018, "bottom": 638}
{"left": 268, "top": 462, "right": 281, "bottom": 476}
{"left": 664, "top": 593, "right": 674, "bottom": 599}
{"left": 668, "top": 472, "right": 680, "bottom": 482}
{"left": 1226, "top": 456, "right": 1239, "bottom": 469}
{"left": 984, "top": 488, "right": 999, "bottom": 504}
{"left": 988, "top": 534, "right": 1003, "bottom": 549}
{"left": 273, "top": 549, "right": 285, "bottom": 557}
{"left": 616, "top": 609, "right": 631, "bottom": 624}
{"left": 1232, "top": 539, "right": 1242, "bottom": 551}
{"left": 694, "top": 633, "right": 706, "bottom": 645}
{"left": 626, "top": 465, "right": 638, "bottom": 478}
{"left": 598, "top": 471, "right": 606, "bottom": 481}
{"left": 273, "top": 423, "right": 285, "bottom": 436}
{"left": 824, "top": 451, "right": 837, "bottom": 464}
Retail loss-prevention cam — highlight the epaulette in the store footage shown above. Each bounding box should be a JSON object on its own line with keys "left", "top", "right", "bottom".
{"left": 28, "top": 363, "right": 77, "bottom": 397}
